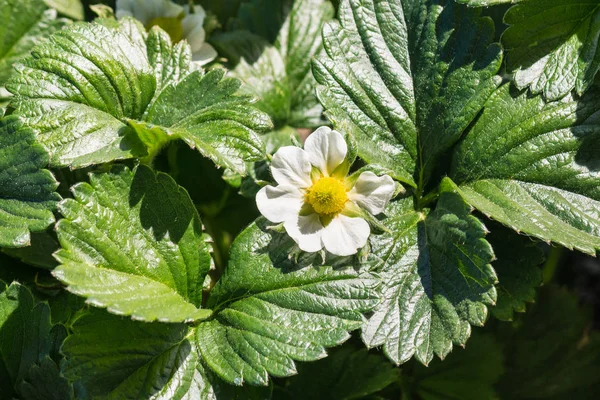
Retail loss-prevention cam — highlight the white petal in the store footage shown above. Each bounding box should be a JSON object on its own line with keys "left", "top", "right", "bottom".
{"left": 155, "top": 0, "right": 183, "bottom": 18}
{"left": 182, "top": 5, "right": 206, "bottom": 22}
{"left": 322, "top": 215, "right": 369, "bottom": 256}
{"left": 284, "top": 213, "right": 324, "bottom": 253}
{"left": 348, "top": 171, "right": 395, "bottom": 215}
{"left": 191, "top": 43, "right": 218, "bottom": 66}
{"left": 181, "top": 13, "right": 204, "bottom": 38}
{"left": 271, "top": 146, "right": 313, "bottom": 189}
{"left": 186, "top": 25, "right": 207, "bottom": 52}
{"left": 256, "top": 185, "right": 303, "bottom": 223}
{"left": 304, "top": 126, "right": 347, "bottom": 176}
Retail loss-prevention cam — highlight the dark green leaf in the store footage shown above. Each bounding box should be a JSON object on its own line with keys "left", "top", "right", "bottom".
{"left": 497, "top": 286, "right": 600, "bottom": 399}
{"left": 362, "top": 181, "right": 497, "bottom": 365}
{"left": 7, "top": 20, "right": 271, "bottom": 172}
{"left": 0, "top": 116, "right": 60, "bottom": 248}
{"left": 19, "top": 356, "right": 73, "bottom": 400}
{"left": 3, "top": 231, "right": 59, "bottom": 269}
{"left": 313, "top": 0, "right": 502, "bottom": 186}
{"left": 502, "top": 0, "right": 600, "bottom": 100}
{"left": 0, "top": 281, "right": 71, "bottom": 399}
{"left": 200, "top": 0, "right": 246, "bottom": 25}
{"left": 409, "top": 333, "right": 504, "bottom": 400}
{"left": 200, "top": 220, "right": 379, "bottom": 386}
{"left": 487, "top": 224, "right": 544, "bottom": 321}
{"left": 278, "top": 345, "right": 400, "bottom": 400}
{"left": 456, "top": 0, "right": 519, "bottom": 5}
{"left": 451, "top": 84, "right": 600, "bottom": 255}
{"left": 53, "top": 164, "right": 213, "bottom": 323}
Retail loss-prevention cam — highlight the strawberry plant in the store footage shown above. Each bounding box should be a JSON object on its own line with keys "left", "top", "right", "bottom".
{"left": 1, "top": 0, "right": 600, "bottom": 399}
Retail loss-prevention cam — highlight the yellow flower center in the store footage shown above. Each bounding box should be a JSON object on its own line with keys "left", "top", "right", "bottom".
{"left": 305, "top": 177, "right": 348, "bottom": 216}
{"left": 146, "top": 17, "right": 184, "bottom": 43}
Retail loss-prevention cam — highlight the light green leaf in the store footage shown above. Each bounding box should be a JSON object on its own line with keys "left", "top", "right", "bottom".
{"left": 278, "top": 345, "right": 400, "bottom": 400}
{"left": 0, "top": 116, "right": 60, "bottom": 248}
{"left": 146, "top": 26, "right": 192, "bottom": 93}
{"left": 487, "top": 224, "right": 544, "bottom": 321}
{"left": 200, "top": 220, "right": 379, "bottom": 386}
{"left": 0, "top": 0, "right": 66, "bottom": 99}
{"left": 6, "top": 21, "right": 154, "bottom": 167}
{"left": 497, "top": 286, "right": 600, "bottom": 399}
{"left": 7, "top": 20, "right": 271, "bottom": 172}
{"left": 409, "top": 333, "right": 504, "bottom": 400}
{"left": 44, "top": 0, "right": 83, "bottom": 20}
{"left": 53, "top": 164, "right": 213, "bottom": 323}
{"left": 451, "top": 84, "right": 600, "bottom": 255}
{"left": 225, "top": 0, "right": 333, "bottom": 129}
{"left": 0, "top": 281, "right": 71, "bottom": 399}
{"left": 502, "top": 0, "right": 600, "bottom": 100}
{"left": 313, "top": 0, "right": 502, "bottom": 186}
{"left": 233, "top": 46, "right": 291, "bottom": 127}
{"left": 132, "top": 68, "right": 271, "bottom": 173}
{"left": 362, "top": 182, "right": 497, "bottom": 366}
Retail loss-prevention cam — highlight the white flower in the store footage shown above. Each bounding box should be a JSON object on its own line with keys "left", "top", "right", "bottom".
{"left": 256, "top": 127, "right": 396, "bottom": 256}
{"left": 116, "top": 0, "right": 218, "bottom": 66}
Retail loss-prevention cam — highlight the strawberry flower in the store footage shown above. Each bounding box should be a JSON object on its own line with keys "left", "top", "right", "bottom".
{"left": 256, "top": 127, "right": 395, "bottom": 256}
{"left": 116, "top": 0, "right": 217, "bottom": 66}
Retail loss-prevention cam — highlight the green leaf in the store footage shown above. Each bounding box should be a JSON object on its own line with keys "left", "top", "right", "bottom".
{"left": 450, "top": 84, "right": 600, "bottom": 255}
{"left": 61, "top": 310, "right": 236, "bottom": 400}
{"left": 7, "top": 20, "right": 271, "bottom": 172}
{"left": 409, "top": 333, "right": 504, "bottom": 400}
{"left": 0, "top": 116, "right": 60, "bottom": 248}
{"left": 200, "top": 0, "right": 246, "bottom": 25}
{"left": 362, "top": 182, "right": 497, "bottom": 366}
{"left": 19, "top": 356, "right": 73, "bottom": 400}
{"left": 61, "top": 221, "right": 378, "bottom": 393}
{"left": 225, "top": 0, "right": 333, "bottom": 129}
{"left": 53, "top": 164, "right": 213, "bottom": 323}
{"left": 131, "top": 67, "right": 271, "bottom": 173}
{"left": 44, "top": 0, "right": 83, "bottom": 20}
{"left": 3, "top": 231, "right": 59, "bottom": 269}
{"left": 313, "top": 0, "right": 502, "bottom": 186}
{"left": 456, "top": 0, "right": 521, "bottom": 5}
{"left": 146, "top": 26, "right": 192, "bottom": 93}
{"left": 0, "top": 0, "right": 66, "bottom": 96}
{"left": 200, "top": 220, "right": 379, "bottom": 386}
{"left": 277, "top": 345, "right": 400, "bottom": 400}
{"left": 486, "top": 224, "right": 544, "bottom": 321}
{"left": 502, "top": 0, "right": 600, "bottom": 100}
{"left": 227, "top": 0, "right": 290, "bottom": 43}
{"left": 497, "top": 286, "right": 600, "bottom": 399}
{"left": 0, "top": 281, "right": 71, "bottom": 399}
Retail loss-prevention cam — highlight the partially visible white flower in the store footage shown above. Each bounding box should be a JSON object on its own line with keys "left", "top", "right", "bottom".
{"left": 256, "top": 127, "right": 396, "bottom": 256}
{"left": 116, "top": 0, "right": 217, "bottom": 66}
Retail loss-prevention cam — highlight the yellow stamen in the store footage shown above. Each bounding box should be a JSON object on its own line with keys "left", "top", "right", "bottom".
{"left": 305, "top": 177, "right": 348, "bottom": 216}
{"left": 146, "top": 17, "right": 184, "bottom": 43}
